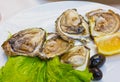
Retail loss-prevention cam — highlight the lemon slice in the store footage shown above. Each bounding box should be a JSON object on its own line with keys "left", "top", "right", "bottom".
{"left": 94, "top": 32, "right": 120, "bottom": 55}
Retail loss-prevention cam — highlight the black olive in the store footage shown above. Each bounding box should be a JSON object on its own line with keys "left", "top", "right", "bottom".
{"left": 89, "top": 54, "right": 106, "bottom": 68}
{"left": 89, "top": 67, "right": 103, "bottom": 81}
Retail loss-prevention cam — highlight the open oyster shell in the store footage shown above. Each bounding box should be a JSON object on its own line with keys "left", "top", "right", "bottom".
{"left": 2, "top": 28, "right": 46, "bottom": 57}
{"left": 40, "top": 33, "right": 74, "bottom": 59}
{"left": 56, "top": 9, "right": 89, "bottom": 42}
{"left": 86, "top": 9, "right": 120, "bottom": 37}
{"left": 61, "top": 45, "right": 90, "bottom": 71}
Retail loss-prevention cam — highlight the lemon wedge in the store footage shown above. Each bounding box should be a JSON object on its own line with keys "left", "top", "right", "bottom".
{"left": 94, "top": 32, "right": 120, "bottom": 55}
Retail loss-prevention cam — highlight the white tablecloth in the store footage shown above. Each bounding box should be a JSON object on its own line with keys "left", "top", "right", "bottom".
{"left": 0, "top": 0, "right": 120, "bottom": 22}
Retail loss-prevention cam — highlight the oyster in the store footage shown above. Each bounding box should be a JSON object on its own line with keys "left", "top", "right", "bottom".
{"left": 61, "top": 45, "right": 90, "bottom": 71}
{"left": 40, "top": 33, "right": 74, "bottom": 59}
{"left": 56, "top": 9, "right": 89, "bottom": 42}
{"left": 2, "top": 28, "right": 46, "bottom": 57}
{"left": 86, "top": 9, "right": 120, "bottom": 37}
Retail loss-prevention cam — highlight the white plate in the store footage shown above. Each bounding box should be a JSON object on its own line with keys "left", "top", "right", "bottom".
{"left": 0, "top": 1, "right": 120, "bottom": 82}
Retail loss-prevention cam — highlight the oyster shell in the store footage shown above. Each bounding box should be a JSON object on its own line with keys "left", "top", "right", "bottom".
{"left": 56, "top": 9, "right": 89, "bottom": 42}
{"left": 86, "top": 9, "right": 120, "bottom": 37}
{"left": 2, "top": 28, "right": 46, "bottom": 57}
{"left": 40, "top": 33, "right": 74, "bottom": 59}
{"left": 61, "top": 45, "right": 90, "bottom": 71}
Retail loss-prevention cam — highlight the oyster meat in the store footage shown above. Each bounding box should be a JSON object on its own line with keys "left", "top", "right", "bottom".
{"left": 61, "top": 45, "right": 90, "bottom": 71}
{"left": 86, "top": 9, "right": 120, "bottom": 37}
{"left": 56, "top": 9, "right": 89, "bottom": 42}
{"left": 40, "top": 33, "right": 74, "bottom": 59}
{"left": 2, "top": 28, "right": 46, "bottom": 57}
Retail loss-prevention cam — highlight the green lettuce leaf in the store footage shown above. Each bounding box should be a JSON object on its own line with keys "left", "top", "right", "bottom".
{"left": 0, "top": 56, "right": 92, "bottom": 82}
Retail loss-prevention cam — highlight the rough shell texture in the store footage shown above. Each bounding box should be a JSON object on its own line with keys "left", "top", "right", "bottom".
{"left": 40, "top": 33, "right": 74, "bottom": 59}
{"left": 86, "top": 9, "right": 120, "bottom": 37}
{"left": 2, "top": 28, "right": 46, "bottom": 57}
{"left": 61, "top": 45, "right": 90, "bottom": 71}
{"left": 56, "top": 9, "right": 89, "bottom": 42}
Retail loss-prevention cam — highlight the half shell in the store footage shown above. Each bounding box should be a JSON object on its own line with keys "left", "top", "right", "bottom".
{"left": 40, "top": 33, "right": 74, "bottom": 59}
{"left": 56, "top": 9, "right": 89, "bottom": 42}
{"left": 2, "top": 28, "right": 46, "bottom": 57}
{"left": 86, "top": 9, "right": 120, "bottom": 37}
{"left": 61, "top": 45, "right": 90, "bottom": 71}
